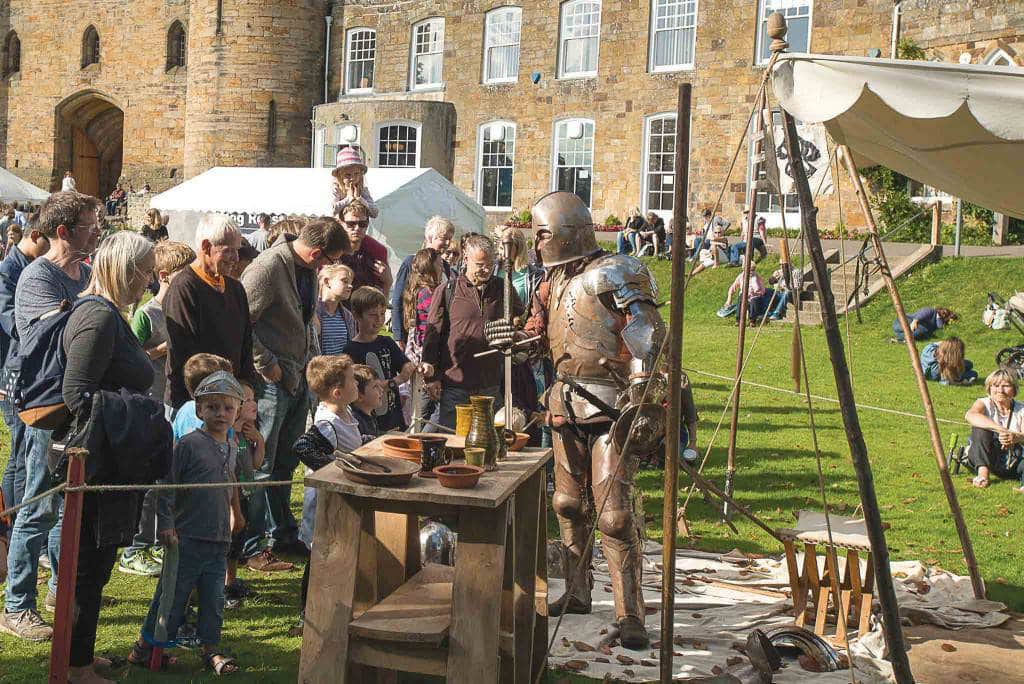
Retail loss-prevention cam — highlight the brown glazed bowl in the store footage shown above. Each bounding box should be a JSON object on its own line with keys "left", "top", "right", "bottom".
{"left": 433, "top": 464, "right": 484, "bottom": 489}
{"left": 380, "top": 436, "right": 423, "bottom": 462}
{"left": 505, "top": 431, "right": 530, "bottom": 451}
{"left": 336, "top": 455, "right": 420, "bottom": 487}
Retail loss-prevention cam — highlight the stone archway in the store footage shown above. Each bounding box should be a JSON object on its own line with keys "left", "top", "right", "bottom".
{"left": 53, "top": 90, "right": 124, "bottom": 198}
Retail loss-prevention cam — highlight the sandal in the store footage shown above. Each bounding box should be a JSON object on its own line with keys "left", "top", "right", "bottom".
{"left": 972, "top": 475, "right": 989, "bottom": 488}
{"left": 128, "top": 640, "right": 177, "bottom": 670}
{"left": 204, "top": 652, "right": 239, "bottom": 676}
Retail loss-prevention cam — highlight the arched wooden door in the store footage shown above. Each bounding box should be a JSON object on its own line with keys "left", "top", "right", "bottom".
{"left": 71, "top": 126, "right": 100, "bottom": 197}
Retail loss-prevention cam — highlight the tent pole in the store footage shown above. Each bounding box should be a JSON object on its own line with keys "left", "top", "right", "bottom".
{"left": 723, "top": 91, "right": 765, "bottom": 519}
{"left": 660, "top": 82, "right": 691, "bottom": 684}
{"left": 768, "top": 13, "right": 914, "bottom": 684}
{"left": 840, "top": 146, "right": 985, "bottom": 599}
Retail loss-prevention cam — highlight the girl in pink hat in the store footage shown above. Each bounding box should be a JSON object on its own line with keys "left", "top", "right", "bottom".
{"left": 331, "top": 145, "right": 379, "bottom": 218}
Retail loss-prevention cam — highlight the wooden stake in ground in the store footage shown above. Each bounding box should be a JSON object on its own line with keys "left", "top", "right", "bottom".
{"left": 49, "top": 449, "right": 87, "bottom": 684}
{"left": 660, "top": 82, "right": 691, "bottom": 683}
{"left": 723, "top": 91, "right": 766, "bottom": 519}
{"left": 839, "top": 146, "right": 985, "bottom": 599}
{"left": 769, "top": 12, "right": 914, "bottom": 684}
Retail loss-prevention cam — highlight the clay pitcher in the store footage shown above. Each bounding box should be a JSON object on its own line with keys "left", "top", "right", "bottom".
{"left": 465, "top": 395, "right": 500, "bottom": 471}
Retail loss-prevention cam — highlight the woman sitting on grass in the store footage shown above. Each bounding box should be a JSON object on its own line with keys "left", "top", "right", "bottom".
{"left": 920, "top": 337, "right": 978, "bottom": 385}
{"left": 964, "top": 368, "right": 1024, "bottom": 490}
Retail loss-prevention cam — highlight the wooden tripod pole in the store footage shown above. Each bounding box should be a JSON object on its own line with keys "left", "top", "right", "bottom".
{"left": 840, "top": 146, "right": 985, "bottom": 599}
{"left": 502, "top": 232, "right": 515, "bottom": 436}
{"left": 768, "top": 13, "right": 913, "bottom": 683}
{"left": 660, "top": 82, "right": 691, "bottom": 682}
{"left": 723, "top": 91, "right": 766, "bottom": 519}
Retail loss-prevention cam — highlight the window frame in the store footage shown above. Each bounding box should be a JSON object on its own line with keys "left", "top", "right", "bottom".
{"left": 754, "top": 0, "right": 812, "bottom": 66}
{"left": 557, "top": 0, "right": 602, "bottom": 79}
{"left": 984, "top": 48, "right": 1016, "bottom": 67}
{"left": 3, "top": 31, "right": 19, "bottom": 77}
{"left": 409, "top": 17, "right": 445, "bottom": 91}
{"left": 344, "top": 27, "right": 376, "bottom": 94}
{"left": 550, "top": 117, "right": 596, "bottom": 208}
{"left": 648, "top": 0, "right": 698, "bottom": 73}
{"left": 641, "top": 113, "right": 680, "bottom": 220}
{"left": 476, "top": 121, "right": 517, "bottom": 211}
{"left": 375, "top": 121, "right": 422, "bottom": 169}
{"left": 482, "top": 7, "right": 522, "bottom": 85}
{"left": 166, "top": 21, "right": 187, "bottom": 71}
{"left": 81, "top": 25, "right": 100, "bottom": 69}
{"left": 314, "top": 124, "right": 362, "bottom": 169}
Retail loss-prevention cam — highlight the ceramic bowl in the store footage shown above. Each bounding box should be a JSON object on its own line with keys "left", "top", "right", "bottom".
{"left": 433, "top": 464, "right": 484, "bottom": 489}
{"left": 335, "top": 455, "right": 420, "bottom": 487}
{"left": 380, "top": 436, "right": 423, "bottom": 462}
{"left": 504, "top": 431, "right": 530, "bottom": 451}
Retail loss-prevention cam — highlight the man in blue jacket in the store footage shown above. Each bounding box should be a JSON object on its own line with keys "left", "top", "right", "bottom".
{"left": 0, "top": 222, "right": 49, "bottom": 579}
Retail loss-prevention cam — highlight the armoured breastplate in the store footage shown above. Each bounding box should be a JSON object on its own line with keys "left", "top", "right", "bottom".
{"left": 546, "top": 260, "right": 629, "bottom": 420}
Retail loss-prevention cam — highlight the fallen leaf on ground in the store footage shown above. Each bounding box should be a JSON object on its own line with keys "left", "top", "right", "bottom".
{"left": 727, "top": 656, "right": 744, "bottom": 666}
{"left": 573, "top": 641, "right": 596, "bottom": 652}
{"left": 941, "top": 643, "right": 957, "bottom": 652}
{"left": 616, "top": 654, "right": 636, "bottom": 665}
{"left": 711, "top": 665, "right": 724, "bottom": 675}
{"left": 595, "top": 657, "right": 610, "bottom": 663}
{"left": 563, "top": 659, "right": 588, "bottom": 672}
{"left": 641, "top": 659, "right": 657, "bottom": 667}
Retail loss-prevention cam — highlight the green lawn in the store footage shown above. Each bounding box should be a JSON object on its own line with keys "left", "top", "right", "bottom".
{"left": 1, "top": 253, "right": 1023, "bottom": 682}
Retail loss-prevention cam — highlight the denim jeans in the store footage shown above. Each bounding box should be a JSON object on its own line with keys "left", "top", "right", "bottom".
{"left": 243, "top": 379, "right": 309, "bottom": 557}
{"left": 141, "top": 538, "right": 228, "bottom": 647}
{"left": 728, "top": 238, "right": 767, "bottom": 265}
{"left": 438, "top": 384, "right": 501, "bottom": 430}
{"left": 4, "top": 426, "right": 61, "bottom": 611}
{"left": 616, "top": 232, "right": 637, "bottom": 255}
{"left": 0, "top": 396, "right": 26, "bottom": 537}
{"left": 768, "top": 290, "right": 790, "bottom": 319}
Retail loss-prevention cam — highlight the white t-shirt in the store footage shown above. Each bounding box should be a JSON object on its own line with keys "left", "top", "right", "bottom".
{"left": 299, "top": 403, "right": 362, "bottom": 548}
{"left": 980, "top": 397, "right": 1024, "bottom": 433}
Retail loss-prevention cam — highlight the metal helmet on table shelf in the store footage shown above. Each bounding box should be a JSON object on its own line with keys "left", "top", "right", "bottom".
{"left": 532, "top": 191, "right": 600, "bottom": 267}
{"left": 419, "top": 519, "right": 456, "bottom": 567}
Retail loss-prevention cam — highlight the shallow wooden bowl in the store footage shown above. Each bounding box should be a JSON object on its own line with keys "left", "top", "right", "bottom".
{"left": 380, "top": 436, "right": 423, "bottom": 462}
{"left": 505, "top": 432, "right": 530, "bottom": 451}
{"left": 433, "top": 464, "right": 484, "bottom": 489}
{"left": 336, "top": 455, "right": 420, "bottom": 487}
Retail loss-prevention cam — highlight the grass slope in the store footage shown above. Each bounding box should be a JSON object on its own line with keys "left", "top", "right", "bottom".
{"left": 1, "top": 254, "right": 1022, "bottom": 682}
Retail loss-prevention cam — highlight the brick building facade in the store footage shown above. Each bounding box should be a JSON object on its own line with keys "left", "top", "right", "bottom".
{"left": 0, "top": 0, "right": 1019, "bottom": 229}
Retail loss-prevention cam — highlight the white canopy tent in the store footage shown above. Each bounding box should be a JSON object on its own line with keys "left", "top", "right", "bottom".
{"left": 150, "top": 167, "right": 486, "bottom": 269}
{"left": 771, "top": 53, "right": 1024, "bottom": 218}
{"left": 0, "top": 167, "right": 49, "bottom": 204}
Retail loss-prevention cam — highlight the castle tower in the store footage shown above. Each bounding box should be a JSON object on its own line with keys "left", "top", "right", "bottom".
{"left": 183, "top": 0, "right": 326, "bottom": 178}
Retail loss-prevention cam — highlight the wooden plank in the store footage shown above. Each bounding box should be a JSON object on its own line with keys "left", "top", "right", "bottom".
{"left": 532, "top": 477, "right": 549, "bottom": 682}
{"left": 354, "top": 512, "right": 378, "bottom": 617}
{"left": 307, "top": 439, "right": 552, "bottom": 509}
{"left": 814, "top": 586, "right": 830, "bottom": 635}
{"left": 783, "top": 540, "right": 805, "bottom": 619}
{"left": 299, "top": 492, "right": 364, "bottom": 684}
{"left": 349, "top": 564, "right": 454, "bottom": 645}
{"left": 349, "top": 640, "right": 447, "bottom": 677}
{"left": 448, "top": 500, "right": 509, "bottom": 682}
{"left": 513, "top": 471, "right": 542, "bottom": 684}
{"left": 374, "top": 512, "right": 420, "bottom": 598}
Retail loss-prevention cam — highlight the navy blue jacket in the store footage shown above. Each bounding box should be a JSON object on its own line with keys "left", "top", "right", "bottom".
{"left": 0, "top": 245, "right": 30, "bottom": 368}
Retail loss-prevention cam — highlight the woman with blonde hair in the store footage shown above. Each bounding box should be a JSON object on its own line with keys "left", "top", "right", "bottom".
{"left": 62, "top": 231, "right": 159, "bottom": 683}
{"left": 965, "top": 368, "right": 1024, "bottom": 490}
{"left": 920, "top": 336, "right": 977, "bottom": 385}
{"left": 141, "top": 208, "right": 168, "bottom": 242}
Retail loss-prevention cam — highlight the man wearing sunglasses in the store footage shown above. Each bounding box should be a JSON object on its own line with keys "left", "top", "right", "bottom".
{"left": 338, "top": 201, "right": 392, "bottom": 297}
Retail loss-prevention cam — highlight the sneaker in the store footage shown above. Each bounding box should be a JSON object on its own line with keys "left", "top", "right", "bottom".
{"left": 43, "top": 590, "right": 57, "bottom": 613}
{"left": 245, "top": 549, "right": 294, "bottom": 573}
{"left": 38, "top": 554, "right": 51, "bottom": 571}
{"left": 142, "top": 547, "right": 164, "bottom": 569}
{"left": 0, "top": 609, "right": 53, "bottom": 642}
{"left": 118, "top": 550, "right": 161, "bottom": 577}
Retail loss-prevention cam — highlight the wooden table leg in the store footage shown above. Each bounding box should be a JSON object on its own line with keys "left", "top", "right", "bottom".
{"left": 299, "top": 492, "right": 364, "bottom": 684}
{"left": 532, "top": 476, "right": 549, "bottom": 682}
{"left": 374, "top": 512, "right": 420, "bottom": 597}
{"left": 448, "top": 500, "right": 510, "bottom": 683}
{"left": 512, "top": 471, "right": 542, "bottom": 684}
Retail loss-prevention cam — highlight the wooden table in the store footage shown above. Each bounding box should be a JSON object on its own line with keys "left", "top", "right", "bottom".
{"left": 298, "top": 435, "right": 552, "bottom": 684}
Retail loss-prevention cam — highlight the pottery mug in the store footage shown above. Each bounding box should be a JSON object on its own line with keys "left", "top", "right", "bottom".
{"left": 419, "top": 436, "right": 450, "bottom": 473}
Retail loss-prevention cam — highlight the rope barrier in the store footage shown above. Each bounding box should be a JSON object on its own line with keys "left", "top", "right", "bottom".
{"left": 684, "top": 367, "right": 967, "bottom": 426}
{"left": 0, "top": 479, "right": 304, "bottom": 519}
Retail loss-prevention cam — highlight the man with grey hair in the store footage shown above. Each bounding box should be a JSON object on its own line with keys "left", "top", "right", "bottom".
{"left": 3, "top": 191, "right": 101, "bottom": 642}
{"left": 390, "top": 215, "right": 455, "bottom": 348}
{"left": 164, "top": 213, "right": 257, "bottom": 409}
{"left": 422, "top": 233, "right": 522, "bottom": 429}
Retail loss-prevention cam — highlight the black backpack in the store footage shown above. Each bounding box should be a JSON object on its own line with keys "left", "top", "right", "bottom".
{"left": 15, "top": 296, "right": 120, "bottom": 430}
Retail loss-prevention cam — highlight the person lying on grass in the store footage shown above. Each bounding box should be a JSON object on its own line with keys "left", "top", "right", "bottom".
{"left": 964, "top": 368, "right": 1024, "bottom": 491}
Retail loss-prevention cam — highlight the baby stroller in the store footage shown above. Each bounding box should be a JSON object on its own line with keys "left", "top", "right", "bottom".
{"left": 985, "top": 292, "right": 1024, "bottom": 377}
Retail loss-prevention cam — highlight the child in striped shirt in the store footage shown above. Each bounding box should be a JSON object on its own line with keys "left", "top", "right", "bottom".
{"left": 315, "top": 263, "right": 357, "bottom": 355}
